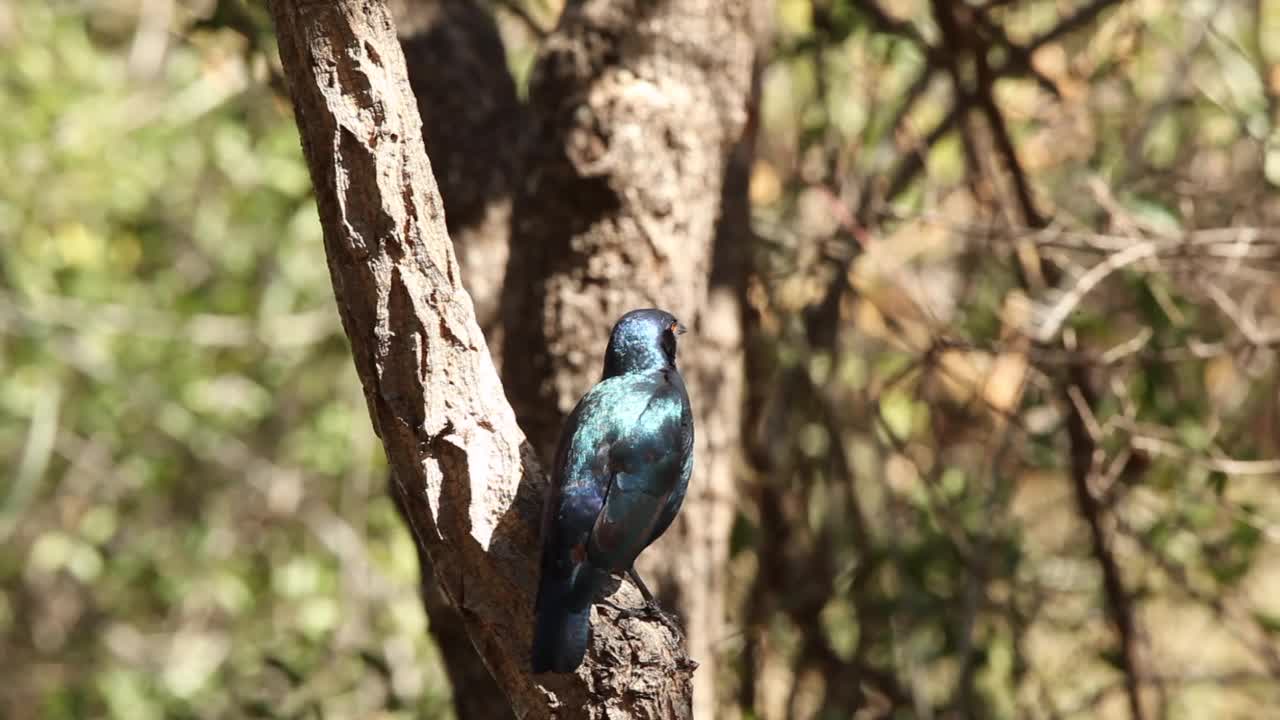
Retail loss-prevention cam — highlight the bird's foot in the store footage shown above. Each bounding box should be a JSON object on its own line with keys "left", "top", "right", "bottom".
{"left": 600, "top": 598, "right": 685, "bottom": 639}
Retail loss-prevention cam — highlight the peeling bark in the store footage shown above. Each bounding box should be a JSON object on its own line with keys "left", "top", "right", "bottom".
{"left": 268, "top": 1, "right": 694, "bottom": 716}
{"left": 499, "top": 3, "right": 758, "bottom": 715}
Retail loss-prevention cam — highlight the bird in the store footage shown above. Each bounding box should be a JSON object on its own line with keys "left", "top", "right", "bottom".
{"left": 530, "top": 308, "right": 695, "bottom": 674}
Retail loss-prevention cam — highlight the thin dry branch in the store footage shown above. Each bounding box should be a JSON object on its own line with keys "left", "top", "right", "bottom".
{"left": 1061, "top": 367, "right": 1147, "bottom": 720}
{"left": 1033, "top": 241, "right": 1160, "bottom": 342}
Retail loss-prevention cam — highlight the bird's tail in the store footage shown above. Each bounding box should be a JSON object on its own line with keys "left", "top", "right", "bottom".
{"left": 531, "top": 565, "right": 602, "bottom": 674}
{"left": 531, "top": 598, "right": 591, "bottom": 673}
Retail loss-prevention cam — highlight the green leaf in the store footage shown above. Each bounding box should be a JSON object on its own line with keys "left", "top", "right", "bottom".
{"left": 1254, "top": 611, "right": 1280, "bottom": 636}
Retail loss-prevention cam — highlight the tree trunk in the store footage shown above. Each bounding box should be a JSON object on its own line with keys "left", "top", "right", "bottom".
{"left": 268, "top": 1, "right": 694, "bottom": 716}
{"left": 393, "top": 3, "right": 520, "bottom": 716}
{"left": 499, "top": 2, "right": 758, "bottom": 716}
{"left": 394, "top": 0, "right": 518, "bottom": 358}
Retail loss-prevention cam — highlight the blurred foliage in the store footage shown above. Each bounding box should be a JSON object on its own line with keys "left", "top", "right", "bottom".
{"left": 732, "top": 0, "right": 1280, "bottom": 718}
{"left": 0, "top": 2, "right": 453, "bottom": 718}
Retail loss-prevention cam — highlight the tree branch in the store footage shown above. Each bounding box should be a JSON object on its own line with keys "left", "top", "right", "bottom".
{"left": 972, "top": 16, "right": 1048, "bottom": 229}
{"left": 267, "top": 1, "right": 694, "bottom": 716}
{"left": 1062, "top": 365, "right": 1147, "bottom": 720}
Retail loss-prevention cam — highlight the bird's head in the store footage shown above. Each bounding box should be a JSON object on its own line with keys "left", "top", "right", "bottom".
{"left": 602, "top": 308, "right": 686, "bottom": 378}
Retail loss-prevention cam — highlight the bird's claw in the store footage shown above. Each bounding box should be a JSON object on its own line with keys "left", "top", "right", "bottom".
{"left": 601, "top": 599, "right": 685, "bottom": 639}
{"left": 646, "top": 603, "right": 686, "bottom": 640}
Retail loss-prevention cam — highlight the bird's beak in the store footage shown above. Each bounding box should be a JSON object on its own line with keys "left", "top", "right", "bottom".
{"left": 674, "top": 321, "right": 687, "bottom": 336}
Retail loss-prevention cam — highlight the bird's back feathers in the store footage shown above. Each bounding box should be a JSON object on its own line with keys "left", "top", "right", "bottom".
{"left": 531, "top": 309, "right": 694, "bottom": 673}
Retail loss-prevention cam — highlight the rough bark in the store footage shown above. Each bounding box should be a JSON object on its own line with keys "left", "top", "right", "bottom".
{"left": 499, "top": 2, "right": 758, "bottom": 716}
{"left": 392, "top": 3, "right": 520, "bottom": 716}
{"left": 268, "top": 1, "right": 694, "bottom": 717}
{"left": 393, "top": 0, "right": 519, "bottom": 356}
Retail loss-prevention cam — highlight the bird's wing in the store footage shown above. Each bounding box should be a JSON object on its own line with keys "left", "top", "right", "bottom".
{"left": 535, "top": 389, "right": 607, "bottom": 612}
{"left": 642, "top": 404, "right": 694, "bottom": 547}
{"left": 586, "top": 370, "right": 693, "bottom": 570}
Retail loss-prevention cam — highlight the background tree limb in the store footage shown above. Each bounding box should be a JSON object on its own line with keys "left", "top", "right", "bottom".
{"left": 499, "top": 2, "right": 760, "bottom": 713}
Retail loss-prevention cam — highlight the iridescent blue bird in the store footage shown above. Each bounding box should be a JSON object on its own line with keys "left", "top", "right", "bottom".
{"left": 530, "top": 308, "right": 694, "bottom": 674}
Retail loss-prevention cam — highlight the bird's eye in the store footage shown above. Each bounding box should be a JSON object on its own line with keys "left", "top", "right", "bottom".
{"left": 660, "top": 321, "right": 678, "bottom": 363}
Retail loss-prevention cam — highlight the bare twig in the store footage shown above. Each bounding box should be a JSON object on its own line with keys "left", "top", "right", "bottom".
{"left": 1122, "top": 431, "right": 1280, "bottom": 479}
{"left": 1033, "top": 241, "right": 1160, "bottom": 342}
